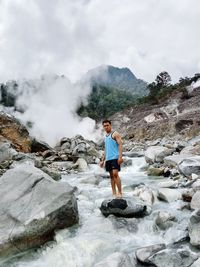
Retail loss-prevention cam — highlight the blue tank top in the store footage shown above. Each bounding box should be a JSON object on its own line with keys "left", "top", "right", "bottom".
{"left": 105, "top": 131, "right": 119, "bottom": 161}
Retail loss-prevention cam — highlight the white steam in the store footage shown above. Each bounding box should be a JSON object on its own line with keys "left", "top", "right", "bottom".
{"left": 9, "top": 74, "right": 100, "bottom": 146}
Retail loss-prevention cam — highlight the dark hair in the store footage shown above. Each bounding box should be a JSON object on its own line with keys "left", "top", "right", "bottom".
{"left": 102, "top": 119, "right": 111, "bottom": 125}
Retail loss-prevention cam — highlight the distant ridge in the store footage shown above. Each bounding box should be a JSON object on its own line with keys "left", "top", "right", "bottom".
{"left": 81, "top": 65, "right": 148, "bottom": 97}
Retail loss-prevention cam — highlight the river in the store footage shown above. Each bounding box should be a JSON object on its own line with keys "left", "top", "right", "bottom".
{"left": 2, "top": 157, "right": 191, "bottom": 267}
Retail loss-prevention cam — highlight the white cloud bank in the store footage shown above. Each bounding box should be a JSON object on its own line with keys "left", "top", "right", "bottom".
{"left": 0, "top": 0, "right": 200, "bottom": 83}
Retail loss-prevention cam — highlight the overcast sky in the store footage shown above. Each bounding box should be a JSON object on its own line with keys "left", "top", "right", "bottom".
{"left": 0, "top": 0, "right": 200, "bottom": 83}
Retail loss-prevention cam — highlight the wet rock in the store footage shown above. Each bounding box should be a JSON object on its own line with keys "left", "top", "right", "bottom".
{"left": 178, "top": 156, "right": 200, "bottom": 177}
{"left": 147, "top": 247, "right": 198, "bottom": 267}
{"left": 75, "top": 158, "right": 88, "bottom": 172}
{"left": 132, "top": 185, "right": 155, "bottom": 205}
{"left": 0, "top": 142, "right": 18, "bottom": 163}
{"left": 190, "top": 258, "right": 200, "bottom": 267}
{"left": 164, "top": 155, "right": 189, "bottom": 167}
{"left": 41, "top": 166, "right": 61, "bottom": 181}
{"left": 121, "top": 157, "right": 132, "bottom": 167}
{"left": 155, "top": 211, "right": 176, "bottom": 230}
{"left": 192, "top": 179, "right": 200, "bottom": 190}
{"left": 110, "top": 217, "right": 138, "bottom": 232}
{"left": 147, "top": 166, "right": 164, "bottom": 176}
{"left": 94, "top": 252, "right": 133, "bottom": 267}
{"left": 189, "top": 209, "right": 200, "bottom": 247}
{"left": 157, "top": 188, "right": 182, "bottom": 202}
{"left": 100, "top": 198, "right": 147, "bottom": 218}
{"left": 191, "top": 191, "right": 200, "bottom": 210}
{"left": 182, "top": 189, "right": 195, "bottom": 202}
{"left": 180, "top": 145, "right": 200, "bottom": 156}
{"left": 136, "top": 243, "right": 166, "bottom": 264}
{"left": 158, "top": 180, "right": 179, "bottom": 188}
{"left": 145, "top": 146, "right": 174, "bottom": 164}
{"left": 0, "top": 162, "right": 78, "bottom": 257}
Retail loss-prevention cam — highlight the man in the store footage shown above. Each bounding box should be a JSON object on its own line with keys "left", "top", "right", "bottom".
{"left": 100, "top": 119, "right": 123, "bottom": 198}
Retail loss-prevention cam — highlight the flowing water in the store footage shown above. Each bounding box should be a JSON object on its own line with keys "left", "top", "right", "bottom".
{"left": 1, "top": 157, "right": 191, "bottom": 267}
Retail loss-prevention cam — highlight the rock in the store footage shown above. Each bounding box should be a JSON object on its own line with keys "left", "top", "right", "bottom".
{"left": 164, "top": 155, "right": 189, "bottom": 167}
{"left": 180, "top": 145, "right": 200, "bottom": 156}
{"left": 136, "top": 243, "right": 166, "bottom": 264}
{"left": 157, "top": 188, "right": 182, "bottom": 202}
{"left": 75, "top": 158, "right": 88, "bottom": 172}
{"left": 132, "top": 185, "right": 155, "bottom": 205}
{"left": 94, "top": 252, "right": 133, "bottom": 267}
{"left": 123, "top": 151, "right": 144, "bottom": 157}
{"left": 0, "top": 112, "right": 31, "bottom": 152}
{"left": 41, "top": 166, "right": 62, "bottom": 181}
{"left": 145, "top": 146, "right": 174, "bottom": 164}
{"left": 0, "top": 163, "right": 78, "bottom": 257}
{"left": 189, "top": 209, "right": 200, "bottom": 247}
{"left": 147, "top": 166, "right": 164, "bottom": 176}
{"left": 178, "top": 156, "right": 200, "bottom": 177}
{"left": 190, "top": 258, "right": 200, "bottom": 267}
{"left": 31, "top": 138, "right": 52, "bottom": 153}
{"left": 155, "top": 211, "right": 176, "bottom": 230}
{"left": 0, "top": 142, "right": 18, "bottom": 163}
{"left": 51, "top": 161, "right": 74, "bottom": 171}
{"left": 182, "top": 189, "right": 195, "bottom": 202}
{"left": 100, "top": 198, "right": 147, "bottom": 218}
{"left": 148, "top": 247, "right": 198, "bottom": 267}
{"left": 158, "top": 180, "right": 179, "bottom": 188}
{"left": 191, "top": 191, "right": 200, "bottom": 210}
{"left": 192, "top": 179, "right": 200, "bottom": 190}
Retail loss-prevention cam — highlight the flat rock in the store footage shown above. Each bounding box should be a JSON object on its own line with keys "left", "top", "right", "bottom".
{"left": 178, "top": 156, "right": 200, "bottom": 177}
{"left": 136, "top": 243, "right": 166, "bottom": 264}
{"left": 100, "top": 198, "right": 147, "bottom": 218}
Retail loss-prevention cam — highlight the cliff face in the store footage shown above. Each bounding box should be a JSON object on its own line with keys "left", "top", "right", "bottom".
{"left": 109, "top": 86, "right": 200, "bottom": 141}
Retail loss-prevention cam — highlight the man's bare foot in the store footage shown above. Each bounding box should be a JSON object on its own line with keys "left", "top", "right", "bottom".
{"left": 112, "top": 193, "right": 117, "bottom": 198}
{"left": 116, "top": 193, "right": 122, "bottom": 198}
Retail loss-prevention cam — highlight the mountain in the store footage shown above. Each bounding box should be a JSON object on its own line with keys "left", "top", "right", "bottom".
{"left": 81, "top": 65, "right": 148, "bottom": 97}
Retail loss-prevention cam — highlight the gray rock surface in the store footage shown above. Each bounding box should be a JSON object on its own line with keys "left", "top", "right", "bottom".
{"left": 157, "top": 188, "right": 182, "bottom": 202}
{"left": 148, "top": 248, "right": 198, "bottom": 267}
{"left": 178, "top": 156, "right": 200, "bottom": 177}
{"left": 0, "top": 162, "right": 78, "bottom": 257}
{"left": 136, "top": 243, "right": 166, "bottom": 264}
{"left": 145, "top": 146, "right": 173, "bottom": 164}
{"left": 154, "top": 211, "right": 176, "bottom": 230}
{"left": 189, "top": 209, "right": 200, "bottom": 247}
{"left": 0, "top": 142, "right": 17, "bottom": 163}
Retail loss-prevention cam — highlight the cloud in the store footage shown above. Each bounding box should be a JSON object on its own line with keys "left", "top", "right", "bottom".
{"left": 0, "top": 0, "right": 200, "bottom": 83}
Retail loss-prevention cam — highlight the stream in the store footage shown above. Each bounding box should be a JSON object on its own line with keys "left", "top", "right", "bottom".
{"left": 2, "top": 157, "right": 191, "bottom": 267}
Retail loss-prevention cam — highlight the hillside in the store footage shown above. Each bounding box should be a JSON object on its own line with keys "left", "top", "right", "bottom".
{"left": 81, "top": 65, "right": 148, "bottom": 97}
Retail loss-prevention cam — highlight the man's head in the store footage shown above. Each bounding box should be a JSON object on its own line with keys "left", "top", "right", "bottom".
{"left": 102, "top": 119, "right": 112, "bottom": 133}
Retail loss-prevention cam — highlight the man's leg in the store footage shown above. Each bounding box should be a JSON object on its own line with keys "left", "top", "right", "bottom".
{"left": 109, "top": 171, "right": 117, "bottom": 197}
{"left": 112, "top": 169, "right": 122, "bottom": 197}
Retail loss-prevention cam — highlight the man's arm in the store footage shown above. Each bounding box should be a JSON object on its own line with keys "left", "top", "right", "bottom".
{"left": 113, "top": 132, "right": 123, "bottom": 165}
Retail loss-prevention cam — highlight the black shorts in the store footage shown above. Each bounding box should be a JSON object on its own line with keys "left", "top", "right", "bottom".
{"left": 105, "top": 159, "right": 121, "bottom": 172}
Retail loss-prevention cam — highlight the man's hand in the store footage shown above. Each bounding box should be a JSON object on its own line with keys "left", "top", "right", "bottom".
{"left": 99, "top": 161, "right": 104, "bottom": 168}
{"left": 118, "top": 157, "right": 123, "bottom": 165}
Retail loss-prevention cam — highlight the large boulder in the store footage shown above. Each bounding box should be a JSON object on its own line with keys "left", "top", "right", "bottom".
{"left": 164, "top": 155, "right": 190, "bottom": 167}
{"left": 100, "top": 198, "right": 147, "bottom": 218}
{"left": 145, "top": 146, "right": 174, "bottom": 164}
{"left": 191, "top": 191, "right": 200, "bottom": 210}
{"left": 0, "top": 112, "right": 31, "bottom": 152}
{"left": 0, "top": 162, "right": 78, "bottom": 257}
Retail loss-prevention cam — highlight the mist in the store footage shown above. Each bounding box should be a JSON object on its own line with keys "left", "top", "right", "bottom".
{"left": 6, "top": 75, "right": 101, "bottom": 146}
